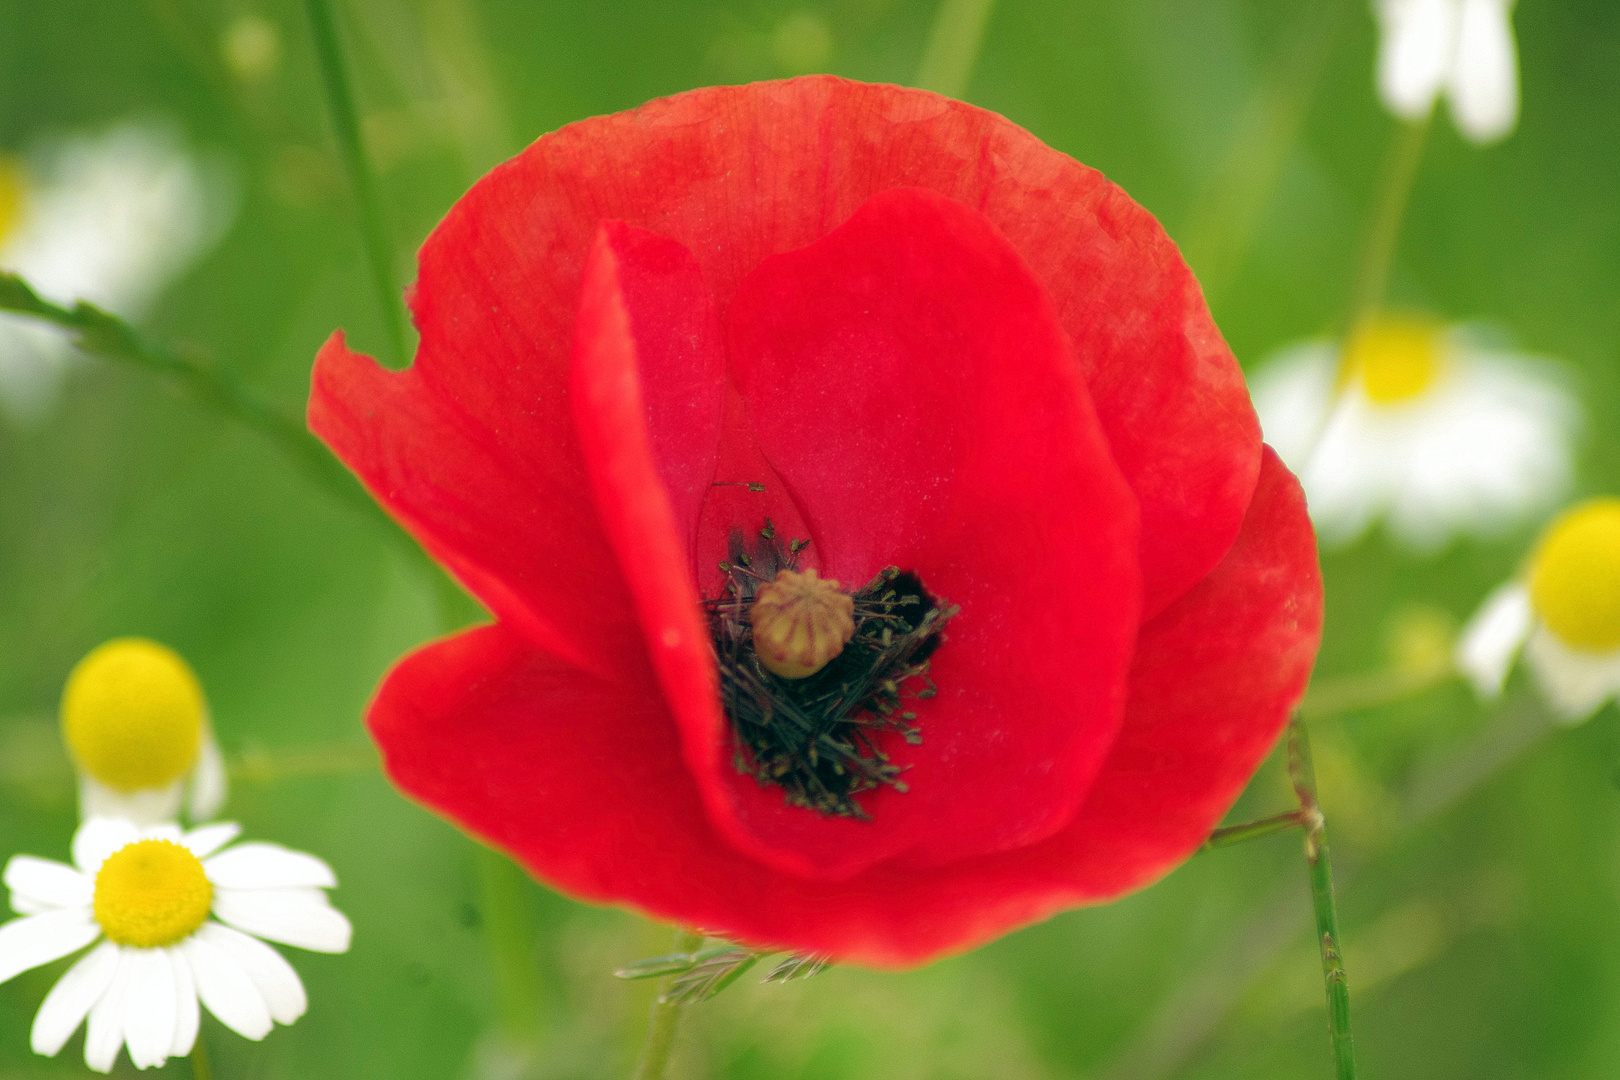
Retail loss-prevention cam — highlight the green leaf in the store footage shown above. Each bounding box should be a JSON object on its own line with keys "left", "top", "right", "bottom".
{"left": 613, "top": 944, "right": 736, "bottom": 981}
{"left": 660, "top": 947, "right": 760, "bottom": 1005}
{"left": 763, "top": 953, "right": 832, "bottom": 983}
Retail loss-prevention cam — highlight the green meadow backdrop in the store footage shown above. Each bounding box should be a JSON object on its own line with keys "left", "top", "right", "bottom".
{"left": 3, "top": 1, "right": 1619, "bottom": 1077}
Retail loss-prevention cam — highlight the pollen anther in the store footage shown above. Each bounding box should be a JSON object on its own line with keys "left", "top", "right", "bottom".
{"left": 749, "top": 569, "right": 856, "bottom": 679}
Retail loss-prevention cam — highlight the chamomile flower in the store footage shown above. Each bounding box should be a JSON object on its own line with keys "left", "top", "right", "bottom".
{"left": 1458, "top": 499, "right": 1620, "bottom": 722}
{"left": 1375, "top": 0, "right": 1519, "bottom": 143}
{"left": 62, "top": 639, "right": 228, "bottom": 826}
{"left": 0, "top": 120, "right": 233, "bottom": 421}
{"left": 0, "top": 817, "right": 350, "bottom": 1073}
{"left": 1251, "top": 316, "right": 1578, "bottom": 551}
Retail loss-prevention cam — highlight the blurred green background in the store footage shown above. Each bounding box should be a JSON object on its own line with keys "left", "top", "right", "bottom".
{"left": 3, "top": 0, "right": 1619, "bottom": 1077}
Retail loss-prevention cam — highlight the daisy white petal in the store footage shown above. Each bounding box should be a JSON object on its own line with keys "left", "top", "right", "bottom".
{"left": 205, "top": 843, "right": 337, "bottom": 891}
{"left": 121, "top": 947, "right": 177, "bottom": 1070}
{"left": 168, "top": 946, "right": 200, "bottom": 1058}
{"left": 213, "top": 887, "right": 352, "bottom": 953}
{"left": 1294, "top": 395, "right": 1396, "bottom": 547}
{"left": 188, "top": 732, "right": 229, "bottom": 822}
{"left": 10, "top": 892, "right": 52, "bottom": 916}
{"left": 0, "top": 908, "right": 100, "bottom": 985}
{"left": 1525, "top": 629, "right": 1620, "bottom": 723}
{"left": 1383, "top": 350, "right": 1575, "bottom": 548}
{"left": 181, "top": 934, "right": 272, "bottom": 1040}
{"left": 1447, "top": 0, "right": 1519, "bottom": 143}
{"left": 4, "top": 855, "right": 92, "bottom": 912}
{"left": 182, "top": 822, "right": 243, "bottom": 859}
{"left": 1456, "top": 582, "right": 1533, "bottom": 697}
{"left": 1377, "top": 0, "right": 1456, "bottom": 119}
{"left": 73, "top": 818, "right": 140, "bottom": 875}
{"left": 199, "top": 923, "right": 307, "bottom": 1024}
{"left": 140, "top": 823, "right": 185, "bottom": 845}
{"left": 79, "top": 775, "right": 185, "bottom": 830}
{"left": 31, "top": 940, "right": 120, "bottom": 1056}
{"left": 1248, "top": 339, "right": 1338, "bottom": 472}
{"left": 83, "top": 946, "right": 131, "bottom": 1074}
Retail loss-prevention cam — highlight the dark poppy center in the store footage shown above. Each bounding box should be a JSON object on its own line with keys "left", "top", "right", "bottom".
{"left": 705, "top": 520, "right": 957, "bottom": 820}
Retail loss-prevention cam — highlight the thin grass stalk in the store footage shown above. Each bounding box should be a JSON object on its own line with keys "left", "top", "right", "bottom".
{"left": 915, "top": 0, "right": 996, "bottom": 98}
{"left": 1288, "top": 719, "right": 1356, "bottom": 1080}
{"left": 303, "top": 0, "right": 410, "bottom": 367}
{"left": 1346, "top": 113, "right": 1432, "bottom": 331}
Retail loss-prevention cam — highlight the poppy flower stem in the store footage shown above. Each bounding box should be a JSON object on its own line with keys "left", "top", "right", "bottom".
{"left": 915, "top": 0, "right": 996, "bottom": 97}
{"left": 303, "top": 0, "right": 412, "bottom": 369}
{"left": 633, "top": 927, "right": 707, "bottom": 1080}
{"left": 1287, "top": 717, "right": 1356, "bottom": 1080}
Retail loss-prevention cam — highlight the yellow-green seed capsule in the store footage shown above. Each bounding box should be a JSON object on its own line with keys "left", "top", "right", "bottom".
{"left": 749, "top": 569, "right": 856, "bottom": 679}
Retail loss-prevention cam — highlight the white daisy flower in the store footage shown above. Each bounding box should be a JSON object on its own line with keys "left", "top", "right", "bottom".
{"left": 61, "top": 638, "right": 229, "bottom": 827}
{"left": 1458, "top": 498, "right": 1620, "bottom": 722}
{"left": 0, "top": 817, "right": 350, "bottom": 1073}
{"left": 1251, "top": 317, "right": 1578, "bottom": 552}
{"left": 0, "top": 120, "right": 234, "bottom": 421}
{"left": 1374, "top": 0, "right": 1520, "bottom": 143}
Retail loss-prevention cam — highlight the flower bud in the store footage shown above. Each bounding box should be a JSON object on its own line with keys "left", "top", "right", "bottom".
{"left": 1529, "top": 497, "right": 1620, "bottom": 652}
{"left": 61, "top": 638, "right": 204, "bottom": 792}
{"left": 749, "top": 569, "right": 855, "bottom": 679}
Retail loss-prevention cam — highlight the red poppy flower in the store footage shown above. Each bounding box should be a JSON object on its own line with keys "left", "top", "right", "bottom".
{"left": 308, "top": 76, "right": 1322, "bottom": 967}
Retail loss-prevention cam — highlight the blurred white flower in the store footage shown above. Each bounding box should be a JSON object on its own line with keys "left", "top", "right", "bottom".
{"left": 1458, "top": 498, "right": 1620, "bottom": 722}
{"left": 1375, "top": 0, "right": 1519, "bottom": 143}
{"left": 61, "top": 638, "right": 229, "bottom": 827}
{"left": 0, "top": 120, "right": 234, "bottom": 421}
{"left": 0, "top": 817, "right": 350, "bottom": 1073}
{"left": 1251, "top": 317, "right": 1578, "bottom": 551}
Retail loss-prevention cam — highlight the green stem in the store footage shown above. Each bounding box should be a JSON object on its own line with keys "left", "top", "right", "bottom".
{"left": 303, "top": 0, "right": 410, "bottom": 367}
{"left": 1288, "top": 719, "right": 1356, "bottom": 1080}
{"left": 1181, "top": 0, "right": 1355, "bottom": 301}
{"left": 915, "top": 0, "right": 997, "bottom": 98}
{"left": 633, "top": 928, "right": 706, "bottom": 1080}
{"left": 1202, "top": 809, "right": 1307, "bottom": 852}
{"left": 190, "top": 1037, "right": 211, "bottom": 1080}
{"left": 476, "top": 845, "right": 544, "bottom": 1046}
{"left": 229, "top": 742, "right": 378, "bottom": 783}
{"left": 1298, "top": 659, "right": 1457, "bottom": 721}
{"left": 1346, "top": 114, "right": 1431, "bottom": 331}
{"left": 0, "top": 272, "right": 405, "bottom": 543}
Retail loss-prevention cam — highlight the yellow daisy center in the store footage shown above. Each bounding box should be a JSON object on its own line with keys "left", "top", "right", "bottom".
{"left": 1528, "top": 498, "right": 1620, "bottom": 653}
{"left": 93, "top": 840, "right": 213, "bottom": 947}
{"left": 61, "top": 638, "right": 205, "bottom": 792}
{"left": 1342, "top": 317, "right": 1446, "bottom": 404}
{"left": 0, "top": 157, "right": 24, "bottom": 247}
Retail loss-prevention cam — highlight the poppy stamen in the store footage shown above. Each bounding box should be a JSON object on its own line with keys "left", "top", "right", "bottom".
{"left": 707, "top": 520, "right": 957, "bottom": 820}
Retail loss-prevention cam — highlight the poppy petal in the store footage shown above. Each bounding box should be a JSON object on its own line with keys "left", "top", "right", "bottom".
{"left": 368, "top": 449, "right": 1316, "bottom": 970}
{"left": 308, "top": 331, "right": 639, "bottom": 677}
{"left": 690, "top": 186, "right": 1141, "bottom": 879}
{"left": 1030, "top": 446, "right": 1323, "bottom": 900}
{"left": 567, "top": 223, "right": 728, "bottom": 816}
{"left": 333, "top": 78, "right": 1254, "bottom": 633}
